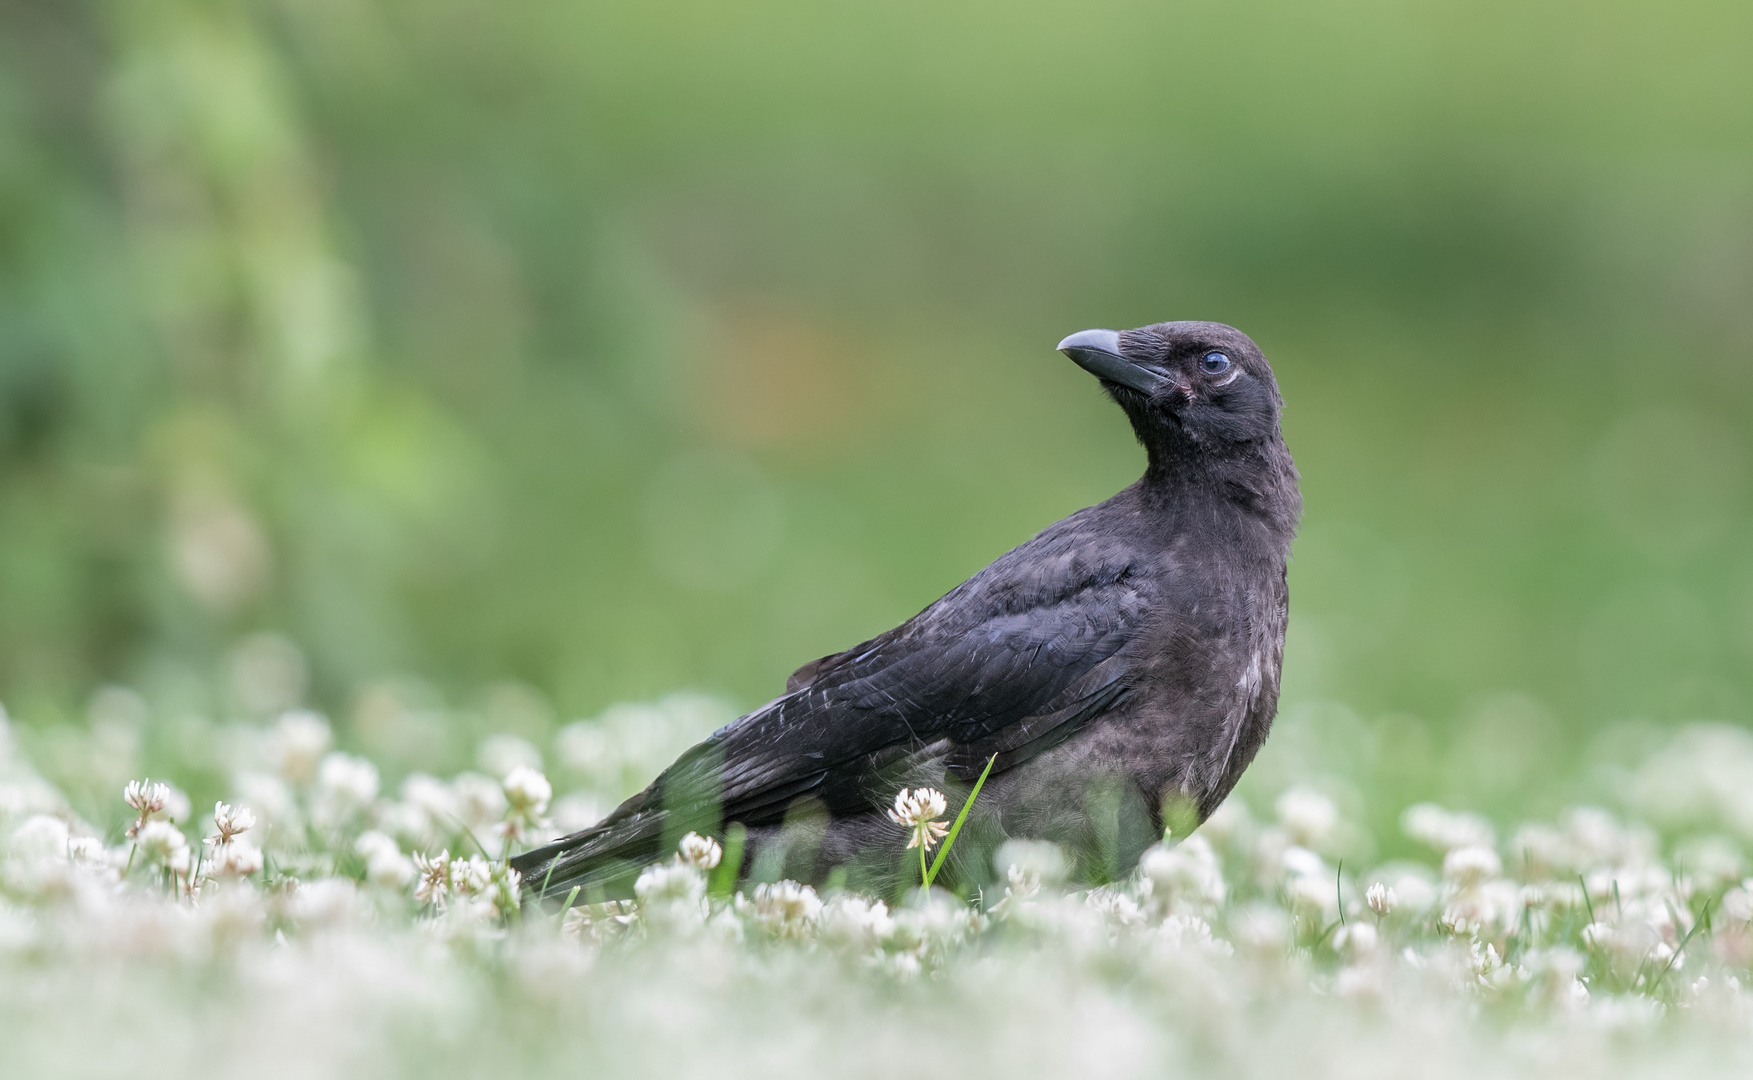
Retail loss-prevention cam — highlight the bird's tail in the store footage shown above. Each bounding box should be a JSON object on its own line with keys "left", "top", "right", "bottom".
{"left": 509, "top": 807, "right": 673, "bottom": 902}
{"left": 511, "top": 717, "right": 742, "bottom": 901}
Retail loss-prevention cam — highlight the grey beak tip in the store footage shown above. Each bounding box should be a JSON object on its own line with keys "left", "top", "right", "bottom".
{"left": 1057, "top": 328, "right": 1122, "bottom": 356}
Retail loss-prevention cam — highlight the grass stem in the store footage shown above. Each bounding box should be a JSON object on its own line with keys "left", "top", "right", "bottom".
{"left": 924, "top": 755, "right": 996, "bottom": 890}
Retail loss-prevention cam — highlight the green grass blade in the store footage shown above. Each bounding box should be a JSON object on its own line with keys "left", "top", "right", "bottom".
{"left": 558, "top": 886, "right": 581, "bottom": 924}
{"left": 1653, "top": 899, "right": 1711, "bottom": 989}
{"left": 924, "top": 755, "right": 996, "bottom": 889}
{"left": 710, "top": 823, "right": 746, "bottom": 902}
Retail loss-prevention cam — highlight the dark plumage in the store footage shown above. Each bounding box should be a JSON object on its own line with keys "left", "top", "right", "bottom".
{"left": 514, "top": 321, "right": 1300, "bottom": 899}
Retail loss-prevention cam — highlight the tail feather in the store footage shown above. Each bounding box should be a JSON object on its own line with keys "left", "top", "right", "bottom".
{"left": 509, "top": 808, "right": 673, "bottom": 901}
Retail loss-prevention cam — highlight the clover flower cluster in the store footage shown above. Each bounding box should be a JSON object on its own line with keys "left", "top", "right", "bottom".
{"left": 887, "top": 787, "right": 950, "bottom": 851}
{"left": 11, "top": 699, "right": 1753, "bottom": 1078}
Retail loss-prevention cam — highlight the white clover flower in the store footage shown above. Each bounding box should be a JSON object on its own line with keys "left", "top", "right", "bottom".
{"left": 1333, "top": 920, "right": 1378, "bottom": 958}
{"left": 554, "top": 721, "right": 610, "bottom": 779}
{"left": 196, "top": 883, "right": 269, "bottom": 945}
{"left": 497, "top": 766, "right": 553, "bottom": 845}
{"left": 1230, "top": 901, "right": 1295, "bottom": 953}
{"left": 884, "top": 951, "right": 923, "bottom": 979}
{"left": 414, "top": 850, "right": 452, "bottom": 907}
{"left": 677, "top": 832, "right": 723, "bottom": 871}
{"left": 1442, "top": 878, "right": 1520, "bottom": 939}
{"left": 818, "top": 895, "right": 894, "bottom": 951}
{"left": 1648, "top": 938, "right": 1680, "bottom": 973}
{"left": 209, "top": 801, "right": 256, "bottom": 846}
{"left": 0, "top": 782, "right": 31, "bottom": 821}
{"left": 1153, "top": 913, "right": 1225, "bottom": 956}
{"left": 312, "top": 753, "right": 379, "bottom": 827}
{"left": 1518, "top": 882, "right": 1547, "bottom": 911}
{"left": 450, "top": 854, "right": 492, "bottom": 896}
{"left": 451, "top": 772, "right": 509, "bottom": 833}
{"left": 1001, "top": 863, "right": 1040, "bottom": 906}
{"left": 1384, "top": 869, "right": 1438, "bottom": 914}
{"left": 502, "top": 766, "right": 552, "bottom": 815}
{"left": 123, "top": 779, "right": 170, "bottom": 839}
{"left": 635, "top": 862, "right": 707, "bottom": 912}
{"left": 208, "top": 838, "right": 263, "bottom": 878}
{"left": 1087, "top": 887, "right": 1146, "bottom": 928}
{"left": 994, "top": 839, "right": 1068, "bottom": 887}
{"left": 66, "top": 835, "right": 110, "bottom": 867}
{"left": 291, "top": 878, "right": 361, "bottom": 929}
{"left": 892, "top": 888, "right": 983, "bottom": 957}
{"left": 231, "top": 772, "right": 295, "bottom": 831}
{"left": 748, "top": 880, "right": 822, "bottom": 937}
{"left": 373, "top": 801, "right": 430, "bottom": 848}
{"left": 560, "top": 905, "right": 590, "bottom": 942}
{"left": 1140, "top": 836, "right": 1226, "bottom": 912}
{"left": 1401, "top": 803, "right": 1496, "bottom": 853}
{"left": 887, "top": 787, "right": 950, "bottom": 851}
{"left": 1280, "top": 844, "right": 1327, "bottom": 880}
{"left": 1469, "top": 939, "right": 1504, "bottom": 979}
{"left": 1275, "top": 787, "right": 1339, "bottom": 848}
{"left": 1525, "top": 878, "right": 1587, "bottom": 915}
{"left": 398, "top": 773, "right": 459, "bottom": 834}
{"left": 1284, "top": 868, "right": 1339, "bottom": 921}
{"left": 135, "top": 819, "right": 190, "bottom": 871}
{"left": 356, "top": 829, "right": 399, "bottom": 862}
{"left": 488, "top": 862, "right": 523, "bottom": 918}
{"left": 1442, "top": 844, "right": 1503, "bottom": 887}
{"left": 10, "top": 815, "right": 72, "bottom": 863}
{"left": 161, "top": 785, "right": 192, "bottom": 825}
{"left": 1365, "top": 880, "right": 1396, "bottom": 917}
{"left": 1674, "top": 835, "right": 1743, "bottom": 893}
{"left": 561, "top": 900, "right": 639, "bottom": 945}
{"left": 1562, "top": 806, "right": 1634, "bottom": 866}
{"left": 1334, "top": 963, "right": 1385, "bottom": 1001}
{"left": 1524, "top": 946, "right": 1591, "bottom": 1010}
{"left": 477, "top": 733, "right": 543, "bottom": 780}
{"left": 1721, "top": 882, "right": 1753, "bottom": 923}
{"left": 356, "top": 831, "right": 416, "bottom": 889}
{"left": 1509, "top": 822, "right": 1577, "bottom": 879}
{"left": 368, "top": 849, "right": 416, "bottom": 889}
{"left": 124, "top": 779, "right": 169, "bottom": 818}
{"left": 269, "top": 710, "right": 333, "bottom": 786}
{"left": 1197, "top": 798, "right": 1253, "bottom": 848}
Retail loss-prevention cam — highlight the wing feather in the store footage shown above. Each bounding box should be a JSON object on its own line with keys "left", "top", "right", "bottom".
{"left": 513, "top": 531, "right": 1155, "bottom": 897}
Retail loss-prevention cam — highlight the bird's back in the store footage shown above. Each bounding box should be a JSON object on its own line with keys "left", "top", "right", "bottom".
{"left": 513, "top": 319, "right": 1300, "bottom": 900}
{"left": 514, "top": 478, "right": 1288, "bottom": 898}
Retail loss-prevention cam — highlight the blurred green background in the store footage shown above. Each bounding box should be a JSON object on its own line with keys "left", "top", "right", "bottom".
{"left": 2, "top": 0, "right": 1750, "bottom": 827}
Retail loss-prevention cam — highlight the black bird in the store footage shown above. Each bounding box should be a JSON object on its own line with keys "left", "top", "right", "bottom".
{"left": 514, "top": 321, "right": 1300, "bottom": 899}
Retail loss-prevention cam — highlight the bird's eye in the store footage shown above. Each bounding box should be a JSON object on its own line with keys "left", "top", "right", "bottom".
{"left": 1200, "top": 351, "right": 1231, "bottom": 375}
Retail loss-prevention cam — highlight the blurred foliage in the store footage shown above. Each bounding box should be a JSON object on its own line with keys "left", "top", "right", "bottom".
{"left": 1, "top": 0, "right": 1751, "bottom": 824}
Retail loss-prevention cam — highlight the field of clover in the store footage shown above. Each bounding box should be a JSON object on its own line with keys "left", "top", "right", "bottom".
{"left": 9, "top": 696, "right": 1753, "bottom": 1079}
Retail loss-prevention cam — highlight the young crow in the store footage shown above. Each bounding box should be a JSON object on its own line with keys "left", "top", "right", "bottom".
{"left": 514, "top": 322, "right": 1300, "bottom": 898}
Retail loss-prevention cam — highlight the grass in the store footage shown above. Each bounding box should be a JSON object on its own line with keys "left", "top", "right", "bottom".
{"left": 924, "top": 753, "right": 996, "bottom": 889}
{"left": 7, "top": 701, "right": 1753, "bottom": 1079}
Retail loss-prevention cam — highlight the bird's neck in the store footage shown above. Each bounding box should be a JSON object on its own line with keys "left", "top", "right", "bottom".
{"left": 1139, "top": 438, "right": 1301, "bottom": 546}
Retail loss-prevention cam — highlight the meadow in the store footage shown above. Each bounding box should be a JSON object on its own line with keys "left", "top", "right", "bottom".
{"left": 9, "top": 696, "right": 1753, "bottom": 1077}
{"left": 3, "top": 0, "right": 1752, "bottom": 1074}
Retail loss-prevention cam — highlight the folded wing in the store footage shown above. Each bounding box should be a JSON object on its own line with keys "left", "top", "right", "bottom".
{"left": 513, "top": 533, "right": 1153, "bottom": 897}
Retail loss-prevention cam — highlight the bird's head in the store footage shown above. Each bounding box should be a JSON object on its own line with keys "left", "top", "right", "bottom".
{"left": 1058, "top": 321, "right": 1285, "bottom": 461}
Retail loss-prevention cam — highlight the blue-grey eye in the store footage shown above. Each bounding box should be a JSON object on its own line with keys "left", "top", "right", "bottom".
{"left": 1200, "top": 351, "right": 1231, "bottom": 375}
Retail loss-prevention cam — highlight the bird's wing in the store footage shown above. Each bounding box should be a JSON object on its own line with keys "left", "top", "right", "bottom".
{"left": 514, "top": 530, "right": 1153, "bottom": 894}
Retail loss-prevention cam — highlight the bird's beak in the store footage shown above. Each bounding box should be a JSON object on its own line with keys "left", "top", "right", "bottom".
{"left": 1057, "top": 329, "right": 1172, "bottom": 396}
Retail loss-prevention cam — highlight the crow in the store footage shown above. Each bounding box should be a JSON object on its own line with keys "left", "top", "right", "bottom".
{"left": 513, "top": 321, "right": 1300, "bottom": 900}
